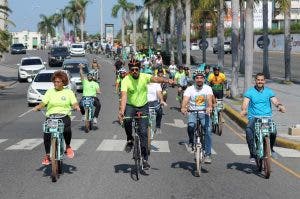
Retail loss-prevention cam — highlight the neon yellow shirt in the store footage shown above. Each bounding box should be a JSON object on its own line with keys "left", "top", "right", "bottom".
{"left": 175, "top": 71, "right": 186, "bottom": 84}
{"left": 208, "top": 72, "right": 226, "bottom": 91}
{"left": 121, "top": 73, "right": 152, "bottom": 107}
{"left": 82, "top": 79, "right": 100, "bottom": 97}
{"left": 42, "top": 88, "right": 77, "bottom": 116}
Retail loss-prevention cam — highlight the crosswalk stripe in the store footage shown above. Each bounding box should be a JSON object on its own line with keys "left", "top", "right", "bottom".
{"left": 96, "top": 139, "right": 127, "bottom": 151}
{"left": 150, "top": 140, "right": 170, "bottom": 152}
{"left": 226, "top": 143, "right": 249, "bottom": 156}
{"left": 183, "top": 142, "right": 217, "bottom": 154}
{"left": 5, "top": 139, "right": 43, "bottom": 150}
{"left": 71, "top": 139, "right": 86, "bottom": 150}
{"left": 274, "top": 147, "right": 300, "bottom": 157}
{"left": 0, "top": 139, "right": 8, "bottom": 144}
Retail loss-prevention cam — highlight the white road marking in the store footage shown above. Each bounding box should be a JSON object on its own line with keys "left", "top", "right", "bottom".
{"left": 96, "top": 139, "right": 127, "bottom": 151}
{"left": 274, "top": 147, "right": 300, "bottom": 157}
{"left": 70, "top": 116, "right": 76, "bottom": 121}
{"left": 184, "top": 142, "right": 216, "bottom": 154}
{"left": 5, "top": 139, "right": 43, "bottom": 150}
{"left": 165, "top": 119, "right": 187, "bottom": 128}
{"left": 18, "top": 109, "right": 34, "bottom": 118}
{"left": 150, "top": 140, "right": 170, "bottom": 152}
{"left": 0, "top": 139, "right": 8, "bottom": 144}
{"left": 71, "top": 139, "right": 86, "bottom": 150}
{"left": 113, "top": 135, "right": 117, "bottom": 139}
{"left": 226, "top": 143, "right": 250, "bottom": 156}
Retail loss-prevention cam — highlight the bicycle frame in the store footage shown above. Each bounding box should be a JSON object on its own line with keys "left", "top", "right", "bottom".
{"left": 82, "top": 97, "right": 95, "bottom": 122}
{"left": 254, "top": 116, "right": 276, "bottom": 159}
{"left": 212, "top": 99, "right": 223, "bottom": 124}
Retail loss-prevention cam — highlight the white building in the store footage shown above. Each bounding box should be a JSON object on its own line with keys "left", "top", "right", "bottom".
{"left": 11, "top": 31, "right": 43, "bottom": 50}
{"left": 273, "top": 0, "right": 300, "bottom": 28}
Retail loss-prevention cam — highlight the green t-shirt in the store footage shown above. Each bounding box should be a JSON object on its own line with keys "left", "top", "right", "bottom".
{"left": 82, "top": 79, "right": 100, "bottom": 97}
{"left": 175, "top": 71, "right": 186, "bottom": 84}
{"left": 121, "top": 73, "right": 152, "bottom": 107}
{"left": 42, "top": 88, "right": 78, "bottom": 117}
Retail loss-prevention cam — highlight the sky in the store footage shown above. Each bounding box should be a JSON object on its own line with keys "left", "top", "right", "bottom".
{"left": 8, "top": 0, "right": 143, "bottom": 35}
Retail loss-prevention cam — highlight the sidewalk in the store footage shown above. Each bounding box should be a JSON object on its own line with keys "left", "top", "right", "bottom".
{"left": 224, "top": 74, "right": 300, "bottom": 151}
{"left": 0, "top": 63, "right": 17, "bottom": 89}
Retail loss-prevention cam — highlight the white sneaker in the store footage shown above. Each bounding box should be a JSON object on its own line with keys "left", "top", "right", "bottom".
{"left": 93, "top": 118, "right": 98, "bottom": 124}
{"left": 81, "top": 116, "right": 85, "bottom": 121}
{"left": 155, "top": 128, "right": 162, "bottom": 134}
{"left": 249, "top": 158, "right": 256, "bottom": 164}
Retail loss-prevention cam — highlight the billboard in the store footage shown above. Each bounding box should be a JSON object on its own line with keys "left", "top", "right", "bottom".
{"left": 105, "top": 24, "right": 114, "bottom": 43}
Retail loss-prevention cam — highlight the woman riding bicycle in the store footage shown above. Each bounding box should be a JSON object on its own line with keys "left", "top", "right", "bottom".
{"left": 33, "top": 70, "right": 80, "bottom": 165}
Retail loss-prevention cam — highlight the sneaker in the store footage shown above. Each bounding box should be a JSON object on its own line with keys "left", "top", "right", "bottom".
{"left": 125, "top": 141, "right": 133, "bottom": 153}
{"left": 188, "top": 143, "right": 194, "bottom": 152}
{"left": 271, "top": 150, "right": 279, "bottom": 159}
{"left": 249, "top": 157, "right": 256, "bottom": 163}
{"left": 155, "top": 128, "right": 162, "bottom": 134}
{"left": 142, "top": 159, "right": 150, "bottom": 170}
{"left": 81, "top": 116, "right": 85, "bottom": 121}
{"left": 204, "top": 155, "right": 212, "bottom": 164}
{"left": 93, "top": 118, "right": 98, "bottom": 124}
{"left": 42, "top": 155, "right": 51, "bottom": 165}
{"left": 66, "top": 147, "right": 74, "bottom": 159}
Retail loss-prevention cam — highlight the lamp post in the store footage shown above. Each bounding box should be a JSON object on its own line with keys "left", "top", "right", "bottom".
{"left": 100, "top": 0, "right": 103, "bottom": 43}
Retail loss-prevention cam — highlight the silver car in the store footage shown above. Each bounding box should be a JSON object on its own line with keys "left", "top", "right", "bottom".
{"left": 62, "top": 58, "right": 90, "bottom": 91}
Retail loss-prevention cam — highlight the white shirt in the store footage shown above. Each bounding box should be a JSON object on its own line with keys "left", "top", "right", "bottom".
{"left": 169, "top": 64, "right": 177, "bottom": 73}
{"left": 184, "top": 84, "right": 213, "bottom": 111}
{"left": 147, "top": 83, "right": 162, "bottom": 102}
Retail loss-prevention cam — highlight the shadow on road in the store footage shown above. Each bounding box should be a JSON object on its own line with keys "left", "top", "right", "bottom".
{"left": 227, "top": 162, "right": 264, "bottom": 178}
{"left": 37, "top": 163, "right": 77, "bottom": 178}
{"left": 171, "top": 161, "right": 208, "bottom": 177}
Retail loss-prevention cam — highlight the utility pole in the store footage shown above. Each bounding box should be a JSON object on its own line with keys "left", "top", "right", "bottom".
{"left": 100, "top": 0, "right": 103, "bottom": 43}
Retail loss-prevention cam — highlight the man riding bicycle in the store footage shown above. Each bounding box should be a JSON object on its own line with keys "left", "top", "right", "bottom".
{"left": 79, "top": 64, "right": 101, "bottom": 124}
{"left": 91, "top": 58, "right": 101, "bottom": 80}
{"left": 118, "top": 60, "right": 174, "bottom": 170}
{"left": 175, "top": 65, "right": 188, "bottom": 102}
{"left": 240, "top": 73, "right": 286, "bottom": 162}
{"left": 181, "top": 71, "right": 213, "bottom": 163}
{"left": 207, "top": 66, "right": 227, "bottom": 99}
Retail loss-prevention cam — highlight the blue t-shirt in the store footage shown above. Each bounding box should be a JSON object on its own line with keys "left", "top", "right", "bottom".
{"left": 244, "top": 86, "right": 275, "bottom": 120}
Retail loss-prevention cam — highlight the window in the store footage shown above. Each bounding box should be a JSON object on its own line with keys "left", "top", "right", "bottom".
{"left": 22, "top": 59, "right": 42, "bottom": 66}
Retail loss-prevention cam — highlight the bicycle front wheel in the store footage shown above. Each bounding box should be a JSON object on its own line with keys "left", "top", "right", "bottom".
{"left": 147, "top": 127, "right": 151, "bottom": 155}
{"left": 194, "top": 145, "right": 201, "bottom": 177}
{"left": 51, "top": 138, "right": 58, "bottom": 182}
{"left": 263, "top": 137, "right": 271, "bottom": 179}
{"left": 84, "top": 108, "right": 90, "bottom": 133}
{"left": 133, "top": 138, "right": 140, "bottom": 180}
{"left": 217, "top": 111, "right": 223, "bottom": 136}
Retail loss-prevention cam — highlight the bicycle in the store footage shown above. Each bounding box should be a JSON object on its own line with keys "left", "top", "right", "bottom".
{"left": 42, "top": 114, "right": 65, "bottom": 182}
{"left": 82, "top": 97, "right": 95, "bottom": 133}
{"left": 212, "top": 99, "right": 224, "bottom": 136}
{"left": 253, "top": 116, "right": 276, "bottom": 179}
{"left": 123, "top": 112, "right": 148, "bottom": 180}
{"left": 189, "top": 109, "right": 207, "bottom": 177}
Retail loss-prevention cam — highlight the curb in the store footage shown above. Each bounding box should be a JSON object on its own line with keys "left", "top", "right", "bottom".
{"left": 223, "top": 103, "right": 300, "bottom": 151}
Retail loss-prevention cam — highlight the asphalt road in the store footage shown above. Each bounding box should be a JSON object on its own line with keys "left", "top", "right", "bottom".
{"left": 0, "top": 51, "right": 299, "bottom": 199}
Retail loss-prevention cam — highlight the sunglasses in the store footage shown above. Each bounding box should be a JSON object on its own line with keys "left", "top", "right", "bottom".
{"left": 130, "top": 68, "right": 139, "bottom": 72}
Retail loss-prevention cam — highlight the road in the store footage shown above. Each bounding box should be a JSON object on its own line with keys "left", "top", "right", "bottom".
{"left": 0, "top": 51, "right": 299, "bottom": 199}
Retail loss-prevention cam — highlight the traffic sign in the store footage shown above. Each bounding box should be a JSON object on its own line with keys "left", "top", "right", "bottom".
{"left": 257, "top": 36, "right": 270, "bottom": 49}
{"left": 199, "top": 39, "right": 208, "bottom": 50}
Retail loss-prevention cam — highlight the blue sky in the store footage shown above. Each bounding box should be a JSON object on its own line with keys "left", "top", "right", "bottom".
{"left": 8, "top": 0, "right": 143, "bottom": 35}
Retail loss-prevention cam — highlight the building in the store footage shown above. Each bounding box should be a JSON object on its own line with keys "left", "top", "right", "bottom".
{"left": 0, "top": 0, "right": 8, "bottom": 30}
{"left": 11, "top": 31, "right": 43, "bottom": 50}
{"left": 273, "top": 0, "right": 300, "bottom": 29}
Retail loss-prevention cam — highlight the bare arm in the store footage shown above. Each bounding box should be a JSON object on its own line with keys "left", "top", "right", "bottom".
{"left": 240, "top": 97, "right": 250, "bottom": 117}
{"left": 157, "top": 90, "right": 167, "bottom": 106}
{"left": 271, "top": 97, "right": 286, "bottom": 113}
{"left": 118, "top": 91, "right": 127, "bottom": 122}
{"left": 79, "top": 64, "right": 85, "bottom": 81}
{"left": 206, "top": 94, "right": 213, "bottom": 114}
{"left": 181, "top": 96, "right": 190, "bottom": 115}
{"left": 33, "top": 102, "right": 46, "bottom": 112}
{"left": 72, "top": 102, "right": 80, "bottom": 111}
{"left": 151, "top": 76, "right": 174, "bottom": 85}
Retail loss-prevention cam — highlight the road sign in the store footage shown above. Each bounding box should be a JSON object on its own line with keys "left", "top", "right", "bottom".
{"left": 199, "top": 39, "right": 208, "bottom": 50}
{"left": 257, "top": 36, "right": 270, "bottom": 49}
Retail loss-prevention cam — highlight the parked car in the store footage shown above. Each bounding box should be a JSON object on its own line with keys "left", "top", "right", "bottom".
{"left": 48, "top": 47, "right": 70, "bottom": 67}
{"left": 10, "top": 43, "right": 26, "bottom": 54}
{"left": 27, "top": 69, "right": 76, "bottom": 106}
{"left": 70, "top": 43, "right": 85, "bottom": 57}
{"left": 191, "top": 43, "right": 200, "bottom": 50}
{"left": 18, "top": 57, "right": 46, "bottom": 82}
{"left": 62, "top": 58, "right": 89, "bottom": 91}
{"left": 213, "top": 41, "right": 232, "bottom": 54}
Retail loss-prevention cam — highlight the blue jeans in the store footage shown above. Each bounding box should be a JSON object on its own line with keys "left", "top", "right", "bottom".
{"left": 187, "top": 112, "right": 212, "bottom": 156}
{"left": 148, "top": 100, "right": 162, "bottom": 128}
{"left": 124, "top": 104, "right": 149, "bottom": 161}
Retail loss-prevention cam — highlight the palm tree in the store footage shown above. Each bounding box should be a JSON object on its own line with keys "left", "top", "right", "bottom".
{"left": 185, "top": 0, "right": 191, "bottom": 67}
{"left": 0, "top": 5, "right": 14, "bottom": 53}
{"left": 112, "top": 0, "right": 135, "bottom": 46}
{"left": 70, "top": 0, "right": 90, "bottom": 42}
{"left": 275, "top": 0, "right": 291, "bottom": 82}
{"left": 239, "top": 0, "right": 245, "bottom": 74}
{"left": 244, "top": 0, "right": 254, "bottom": 91}
{"left": 37, "top": 14, "right": 56, "bottom": 45}
{"left": 65, "top": 2, "right": 80, "bottom": 42}
{"left": 262, "top": 0, "right": 270, "bottom": 79}
{"left": 230, "top": 0, "right": 239, "bottom": 98}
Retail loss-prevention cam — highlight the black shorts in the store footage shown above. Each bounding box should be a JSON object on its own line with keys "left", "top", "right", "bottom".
{"left": 213, "top": 90, "right": 224, "bottom": 99}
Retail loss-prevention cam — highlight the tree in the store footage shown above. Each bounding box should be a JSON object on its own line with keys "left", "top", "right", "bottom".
{"left": 262, "top": 0, "right": 270, "bottom": 79}
{"left": 65, "top": 2, "right": 80, "bottom": 42}
{"left": 230, "top": 0, "right": 239, "bottom": 97}
{"left": 0, "top": 5, "right": 14, "bottom": 53}
{"left": 112, "top": 0, "right": 135, "bottom": 46}
{"left": 37, "top": 14, "right": 56, "bottom": 44}
{"left": 185, "top": 0, "right": 191, "bottom": 67}
{"left": 275, "top": 0, "right": 291, "bottom": 82}
{"left": 244, "top": 0, "right": 254, "bottom": 92}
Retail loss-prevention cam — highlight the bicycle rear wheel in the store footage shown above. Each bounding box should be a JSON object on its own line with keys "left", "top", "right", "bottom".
{"left": 147, "top": 127, "right": 151, "bottom": 155}
{"left": 84, "top": 108, "right": 90, "bottom": 133}
{"left": 133, "top": 137, "right": 140, "bottom": 180}
{"left": 263, "top": 137, "right": 271, "bottom": 179}
{"left": 51, "top": 138, "right": 58, "bottom": 182}
{"left": 217, "top": 112, "right": 223, "bottom": 136}
{"left": 194, "top": 145, "right": 201, "bottom": 177}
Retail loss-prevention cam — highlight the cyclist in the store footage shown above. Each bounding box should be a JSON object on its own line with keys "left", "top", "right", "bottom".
{"left": 204, "top": 65, "right": 212, "bottom": 84}
{"left": 91, "top": 58, "right": 101, "bottom": 80}
{"left": 174, "top": 65, "right": 188, "bottom": 103}
{"left": 168, "top": 61, "right": 177, "bottom": 80}
{"left": 79, "top": 64, "right": 101, "bottom": 124}
{"left": 114, "top": 58, "right": 124, "bottom": 78}
{"left": 181, "top": 71, "right": 213, "bottom": 163}
{"left": 33, "top": 70, "right": 80, "bottom": 165}
{"left": 118, "top": 60, "right": 174, "bottom": 169}
{"left": 115, "top": 67, "right": 127, "bottom": 97}
{"left": 240, "top": 73, "right": 286, "bottom": 162}
{"left": 147, "top": 69, "right": 167, "bottom": 136}
{"left": 207, "top": 66, "right": 227, "bottom": 99}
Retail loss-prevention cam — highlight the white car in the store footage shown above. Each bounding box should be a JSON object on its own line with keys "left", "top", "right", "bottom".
{"left": 70, "top": 43, "right": 85, "bottom": 57}
{"left": 27, "top": 69, "right": 76, "bottom": 106}
{"left": 191, "top": 43, "right": 200, "bottom": 50}
{"left": 18, "top": 57, "right": 46, "bottom": 82}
